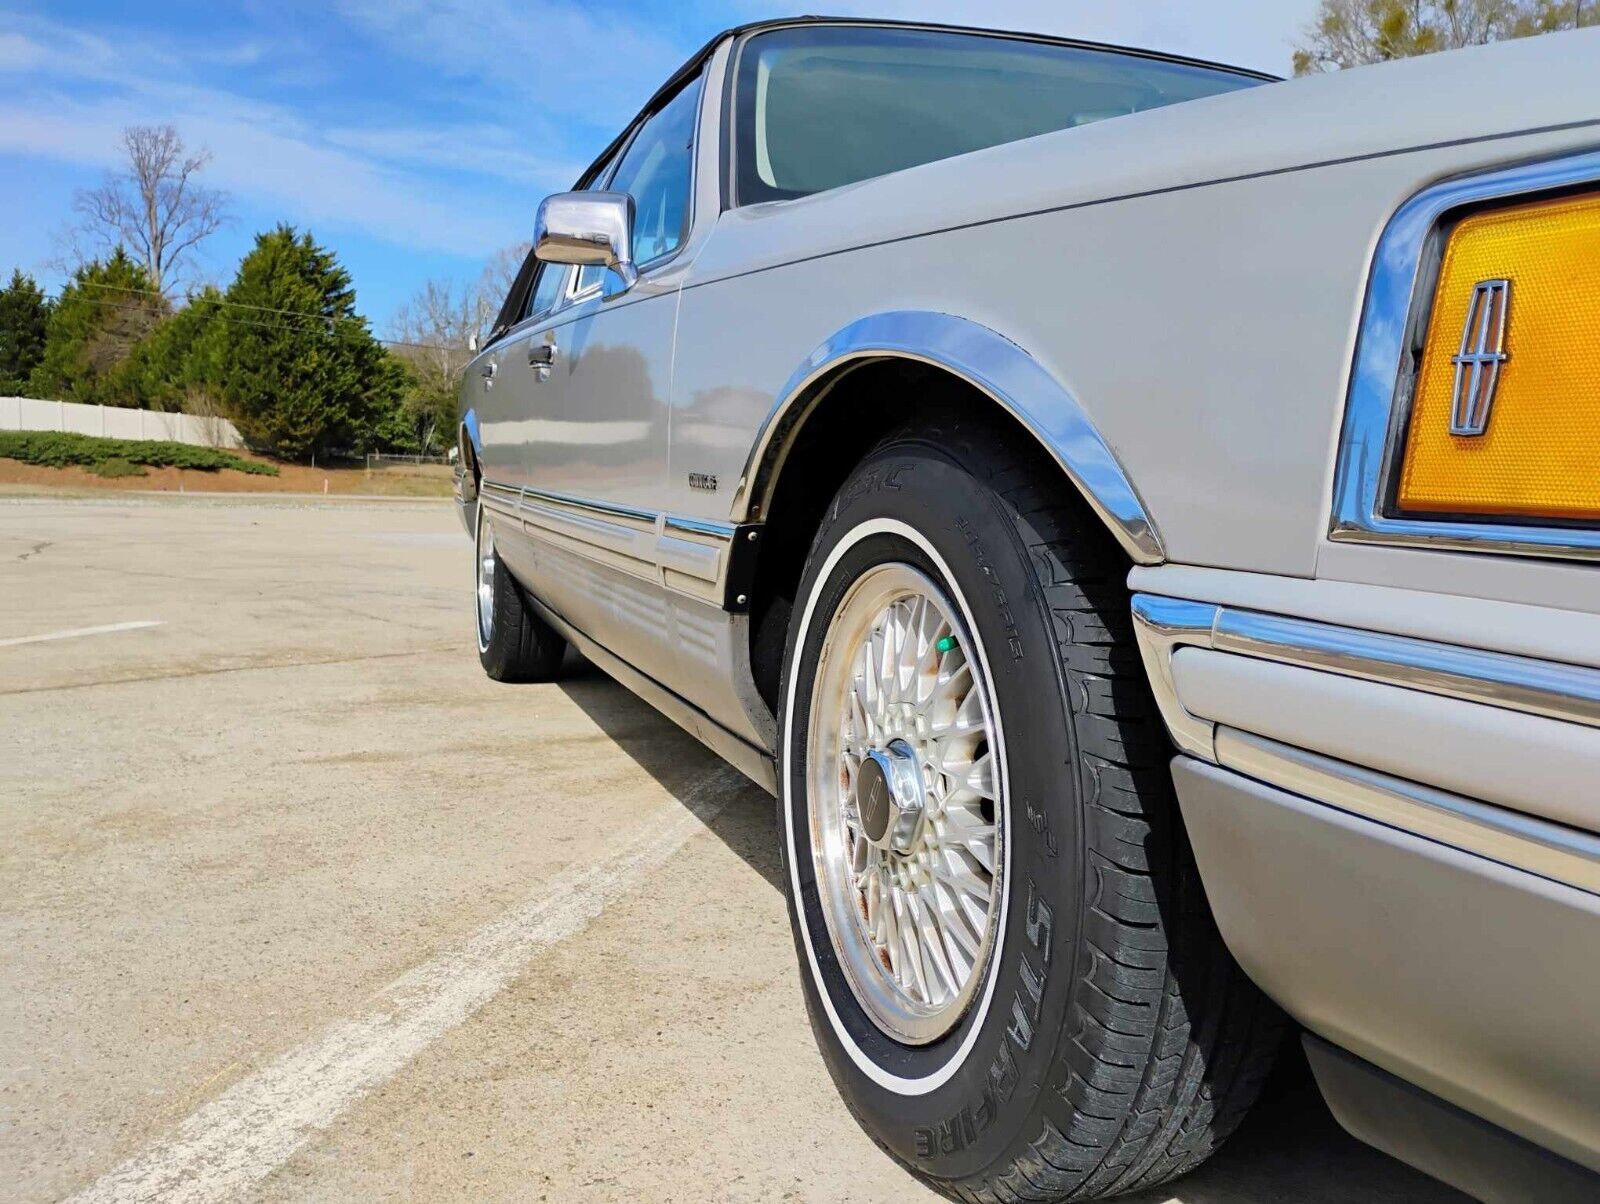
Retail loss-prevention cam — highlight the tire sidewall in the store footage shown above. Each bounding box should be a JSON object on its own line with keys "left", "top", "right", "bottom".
{"left": 475, "top": 503, "right": 494, "bottom": 656}
{"left": 476, "top": 506, "right": 524, "bottom": 676}
{"left": 779, "top": 443, "right": 1086, "bottom": 1181}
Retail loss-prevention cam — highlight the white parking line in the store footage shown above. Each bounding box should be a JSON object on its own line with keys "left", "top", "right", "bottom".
{"left": 0, "top": 620, "right": 165, "bottom": 648}
{"left": 65, "top": 765, "right": 747, "bottom": 1204}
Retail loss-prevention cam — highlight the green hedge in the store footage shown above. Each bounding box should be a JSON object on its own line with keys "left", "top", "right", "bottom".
{"left": 0, "top": 430, "right": 279, "bottom": 476}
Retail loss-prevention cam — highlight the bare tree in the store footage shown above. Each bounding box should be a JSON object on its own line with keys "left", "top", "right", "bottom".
{"left": 390, "top": 278, "right": 482, "bottom": 391}
{"left": 68, "top": 125, "right": 229, "bottom": 296}
{"left": 477, "top": 239, "right": 532, "bottom": 328}
{"left": 181, "top": 385, "right": 236, "bottom": 449}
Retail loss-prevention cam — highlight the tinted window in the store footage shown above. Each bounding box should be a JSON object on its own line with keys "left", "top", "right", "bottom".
{"left": 524, "top": 262, "right": 565, "bottom": 320}
{"left": 607, "top": 74, "right": 700, "bottom": 264}
{"left": 573, "top": 142, "right": 630, "bottom": 296}
{"left": 734, "top": 26, "right": 1261, "bottom": 204}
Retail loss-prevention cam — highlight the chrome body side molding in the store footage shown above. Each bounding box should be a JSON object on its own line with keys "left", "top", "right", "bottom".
{"left": 1133, "top": 590, "right": 1600, "bottom": 896}
{"left": 1132, "top": 592, "right": 1600, "bottom": 736}
{"left": 1328, "top": 149, "right": 1600, "bottom": 562}
{"left": 1129, "top": 595, "right": 1219, "bottom": 758}
{"left": 735, "top": 310, "right": 1165, "bottom": 565}
{"left": 1211, "top": 607, "right": 1600, "bottom": 728}
{"left": 477, "top": 480, "right": 756, "bottom": 612}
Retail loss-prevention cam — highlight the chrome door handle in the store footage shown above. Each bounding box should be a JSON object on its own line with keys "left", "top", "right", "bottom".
{"left": 528, "top": 339, "right": 558, "bottom": 368}
{"left": 479, "top": 360, "right": 497, "bottom": 380}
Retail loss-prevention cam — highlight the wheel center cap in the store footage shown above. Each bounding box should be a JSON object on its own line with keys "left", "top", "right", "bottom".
{"left": 856, "top": 741, "right": 925, "bottom": 853}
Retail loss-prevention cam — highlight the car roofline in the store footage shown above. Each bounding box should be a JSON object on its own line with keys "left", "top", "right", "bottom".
{"left": 569, "top": 15, "right": 1280, "bottom": 192}
{"left": 490, "top": 16, "right": 1277, "bottom": 339}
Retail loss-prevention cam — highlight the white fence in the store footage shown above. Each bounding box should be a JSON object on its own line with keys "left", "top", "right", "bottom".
{"left": 365, "top": 452, "right": 449, "bottom": 467}
{"left": 0, "top": 396, "right": 244, "bottom": 449}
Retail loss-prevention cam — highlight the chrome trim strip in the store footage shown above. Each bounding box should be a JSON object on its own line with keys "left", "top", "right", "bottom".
{"left": 1217, "top": 727, "right": 1600, "bottom": 897}
{"left": 479, "top": 484, "right": 522, "bottom": 519}
{"left": 478, "top": 477, "right": 748, "bottom": 602}
{"left": 1212, "top": 607, "right": 1600, "bottom": 729}
{"left": 663, "top": 513, "right": 738, "bottom": 539}
{"left": 735, "top": 311, "right": 1164, "bottom": 564}
{"left": 1131, "top": 591, "right": 1600, "bottom": 763}
{"left": 1328, "top": 149, "right": 1600, "bottom": 561}
{"left": 482, "top": 480, "right": 736, "bottom": 540}
{"left": 479, "top": 480, "right": 521, "bottom": 504}
{"left": 1130, "top": 595, "right": 1219, "bottom": 758}
{"left": 520, "top": 484, "right": 657, "bottom": 527}
{"left": 520, "top": 495, "right": 652, "bottom": 564}
{"left": 655, "top": 531, "right": 723, "bottom": 583}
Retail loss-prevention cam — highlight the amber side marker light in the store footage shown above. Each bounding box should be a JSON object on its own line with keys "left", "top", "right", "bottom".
{"left": 1396, "top": 190, "right": 1600, "bottom": 523}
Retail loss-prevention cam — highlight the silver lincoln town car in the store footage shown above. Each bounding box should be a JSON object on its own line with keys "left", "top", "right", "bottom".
{"left": 455, "top": 17, "right": 1600, "bottom": 1201}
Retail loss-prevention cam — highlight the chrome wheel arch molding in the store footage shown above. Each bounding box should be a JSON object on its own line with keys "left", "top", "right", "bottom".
{"left": 732, "top": 310, "right": 1166, "bottom": 565}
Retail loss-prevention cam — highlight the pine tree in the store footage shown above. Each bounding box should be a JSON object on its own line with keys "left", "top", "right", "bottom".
{"left": 0, "top": 269, "right": 51, "bottom": 395}
{"left": 28, "top": 249, "right": 165, "bottom": 403}
{"left": 203, "top": 226, "right": 402, "bottom": 461}
{"left": 111, "top": 287, "right": 223, "bottom": 411}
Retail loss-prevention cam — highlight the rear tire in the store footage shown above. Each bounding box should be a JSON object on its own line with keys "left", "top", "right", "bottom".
{"left": 778, "top": 410, "right": 1284, "bottom": 1201}
{"left": 475, "top": 503, "right": 565, "bottom": 683}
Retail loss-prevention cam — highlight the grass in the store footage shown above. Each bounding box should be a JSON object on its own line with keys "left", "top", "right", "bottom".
{"left": 0, "top": 430, "right": 279, "bottom": 476}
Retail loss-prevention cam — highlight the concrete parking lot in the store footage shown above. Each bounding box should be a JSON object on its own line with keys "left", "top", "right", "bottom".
{"left": 0, "top": 496, "right": 1466, "bottom": 1203}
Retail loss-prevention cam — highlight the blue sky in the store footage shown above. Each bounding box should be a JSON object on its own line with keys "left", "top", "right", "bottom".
{"left": 0, "top": 1, "right": 1317, "bottom": 332}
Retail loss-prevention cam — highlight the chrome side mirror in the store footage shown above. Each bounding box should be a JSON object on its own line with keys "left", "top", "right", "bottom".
{"left": 533, "top": 191, "right": 638, "bottom": 291}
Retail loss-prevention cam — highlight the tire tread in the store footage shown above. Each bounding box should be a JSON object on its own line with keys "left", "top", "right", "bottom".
{"left": 886, "top": 412, "right": 1284, "bottom": 1202}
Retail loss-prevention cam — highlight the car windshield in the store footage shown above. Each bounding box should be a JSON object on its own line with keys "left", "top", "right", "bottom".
{"left": 733, "top": 24, "right": 1265, "bottom": 205}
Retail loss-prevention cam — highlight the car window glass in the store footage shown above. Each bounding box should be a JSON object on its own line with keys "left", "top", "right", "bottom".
{"left": 523, "top": 262, "right": 565, "bottom": 322}
{"left": 734, "top": 26, "right": 1262, "bottom": 204}
{"left": 606, "top": 74, "right": 699, "bottom": 265}
{"left": 573, "top": 144, "right": 629, "bottom": 296}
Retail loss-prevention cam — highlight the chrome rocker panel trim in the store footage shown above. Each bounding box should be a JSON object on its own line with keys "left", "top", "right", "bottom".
{"left": 520, "top": 581, "right": 776, "bottom": 793}
{"left": 477, "top": 481, "right": 752, "bottom": 611}
{"left": 1328, "top": 149, "right": 1600, "bottom": 562}
{"left": 734, "top": 310, "right": 1165, "bottom": 565}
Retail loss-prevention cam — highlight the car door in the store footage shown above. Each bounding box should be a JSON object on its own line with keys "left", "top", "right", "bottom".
{"left": 497, "top": 72, "right": 706, "bottom": 692}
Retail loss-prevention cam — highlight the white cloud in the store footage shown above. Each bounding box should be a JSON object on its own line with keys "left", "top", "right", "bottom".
{"left": 0, "top": 94, "right": 529, "bottom": 257}
{"left": 333, "top": 0, "right": 686, "bottom": 124}
{"left": 0, "top": 32, "right": 45, "bottom": 71}
{"left": 0, "top": 13, "right": 559, "bottom": 258}
{"left": 324, "top": 123, "right": 582, "bottom": 190}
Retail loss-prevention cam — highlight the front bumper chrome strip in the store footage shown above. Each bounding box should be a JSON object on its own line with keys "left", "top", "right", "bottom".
{"left": 1131, "top": 593, "right": 1600, "bottom": 751}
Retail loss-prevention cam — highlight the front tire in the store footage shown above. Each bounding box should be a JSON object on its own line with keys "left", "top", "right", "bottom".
{"left": 474, "top": 504, "right": 565, "bottom": 683}
{"left": 778, "top": 413, "right": 1283, "bottom": 1201}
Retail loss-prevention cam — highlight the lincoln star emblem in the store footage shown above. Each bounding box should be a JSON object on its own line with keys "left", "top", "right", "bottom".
{"left": 1448, "top": 278, "right": 1511, "bottom": 437}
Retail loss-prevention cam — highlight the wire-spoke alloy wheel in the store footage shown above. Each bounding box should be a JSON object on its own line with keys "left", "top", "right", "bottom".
{"left": 779, "top": 409, "right": 1283, "bottom": 1203}
{"left": 809, "top": 564, "right": 1005, "bottom": 1045}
